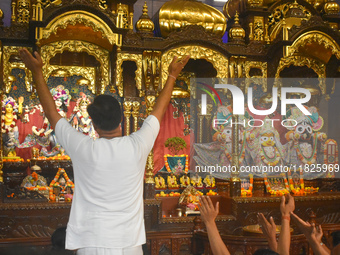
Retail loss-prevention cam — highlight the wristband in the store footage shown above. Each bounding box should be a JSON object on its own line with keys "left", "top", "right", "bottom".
{"left": 169, "top": 74, "right": 176, "bottom": 80}
{"left": 320, "top": 243, "right": 324, "bottom": 246}
{"left": 282, "top": 215, "right": 290, "bottom": 221}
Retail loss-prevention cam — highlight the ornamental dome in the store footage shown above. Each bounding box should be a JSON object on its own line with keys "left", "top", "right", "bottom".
{"left": 229, "top": 12, "right": 245, "bottom": 43}
{"left": 136, "top": 2, "right": 155, "bottom": 34}
{"left": 156, "top": 0, "right": 226, "bottom": 37}
{"left": 324, "top": 0, "right": 340, "bottom": 14}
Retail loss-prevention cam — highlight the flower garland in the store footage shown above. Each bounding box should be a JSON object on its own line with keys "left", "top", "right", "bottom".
{"left": 1, "top": 113, "right": 17, "bottom": 133}
{"left": 224, "top": 133, "right": 247, "bottom": 165}
{"left": 241, "top": 174, "right": 253, "bottom": 197}
{"left": 260, "top": 146, "right": 281, "bottom": 166}
{"left": 264, "top": 173, "right": 289, "bottom": 196}
{"left": 296, "top": 135, "right": 318, "bottom": 164}
{"left": 49, "top": 168, "right": 75, "bottom": 189}
{"left": 164, "top": 154, "right": 189, "bottom": 173}
{"left": 77, "top": 112, "right": 92, "bottom": 135}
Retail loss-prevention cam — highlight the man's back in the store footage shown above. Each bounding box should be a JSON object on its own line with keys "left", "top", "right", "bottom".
{"left": 54, "top": 115, "right": 160, "bottom": 249}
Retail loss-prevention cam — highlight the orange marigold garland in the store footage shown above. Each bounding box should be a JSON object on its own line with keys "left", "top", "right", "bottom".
{"left": 264, "top": 173, "right": 289, "bottom": 196}
{"left": 241, "top": 174, "right": 253, "bottom": 197}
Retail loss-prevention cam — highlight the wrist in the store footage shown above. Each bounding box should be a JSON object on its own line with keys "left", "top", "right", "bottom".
{"left": 168, "top": 74, "right": 177, "bottom": 80}
{"left": 281, "top": 215, "right": 290, "bottom": 221}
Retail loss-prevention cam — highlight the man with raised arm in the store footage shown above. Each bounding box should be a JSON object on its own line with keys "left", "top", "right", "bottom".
{"left": 19, "top": 48, "right": 189, "bottom": 255}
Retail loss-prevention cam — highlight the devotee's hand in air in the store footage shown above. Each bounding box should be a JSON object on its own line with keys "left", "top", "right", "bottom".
{"left": 280, "top": 194, "right": 295, "bottom": 216}
{"left": 199, "top": 195, "right": 219, "bottom": 225}
{"left": 168, "top": 55, "right": 190, "bottom": 79}
{"left": 19, "top": 49, "right": 43, "bottom": 74}
{"left": 257, "top": 213, "right": 278, "bottom": 252}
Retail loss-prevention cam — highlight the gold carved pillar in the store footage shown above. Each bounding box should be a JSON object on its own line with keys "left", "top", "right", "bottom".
{"left": 132, "top": 101, "right": 140, "bottom": 132}
{"left": 230, "top": 115, "right": 241, "bottom": 197}
{"left": 123, "top": 100, "right": 132, "bottom": 136}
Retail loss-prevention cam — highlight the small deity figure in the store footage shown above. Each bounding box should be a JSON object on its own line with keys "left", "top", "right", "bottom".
{"left": 191, "top": 173, "right": 203, "bottom": 188}
{"left": 70, "top": 93, "right": 96, "bottom": 138}
{"left": 203, "top": 174, "right": 215, "bottom": 188}
{"left": 155, "top": 174, "right": 167, "bottom": 189}
{"left": 180, "top": 173, "right": 190, "bottom": 188}
{"left": 21, "top": 165, "right": 47, "bottom": 188}
{"left": 179, "top": 186, "right": 201, "bottom": 212}
{"left": 174, "top": 158, "right": 184, "bottom": 174}
{"left": 1, "top": 96, "right": 23, "bottom": 157}
{"left": 167, "top": 173, "right": 179, "bottom": 189}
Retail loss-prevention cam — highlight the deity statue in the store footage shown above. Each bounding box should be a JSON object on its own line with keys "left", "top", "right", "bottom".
{"left": 20, "top": 85, "right": 71, "bottom": 157}
{"left": 180, "top": 173, "right": 190, "bottom": 188}
{"left": 167, "top": 173, "right": 179, "bottom": 188}
{"left": 283, "top": 106, "right": 327, "bottom": 179}
{"left": 21, "top": 165, "right": 47, "bottom": 188}
{"left": 70, "top": 93, "right": 96, "bottom": 138}
{"left": 203, "top": 174, "right": 216, "bottom": 188}
{"left": 1, "top": 96, "right": 23, "bottom": 157}
{"left": 191, "top": 173, "right": 203, "bottom": 188}
{"left": 155, "top": 174, "right": 167, "bottom": 189}
{"left": 194, "top": 105, "right": 255, "bottom": 180}
{"left": 250, "top": 117, "right": 286, "bottom": 176}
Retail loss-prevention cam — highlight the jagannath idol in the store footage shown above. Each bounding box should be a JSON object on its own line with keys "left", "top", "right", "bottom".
{"left": 250, "top": 117, "right": 286, "bottom": 176}
{"left": 70, "top": 93, "right": 96, "bottom": 138}
{"left": 283, "top": 106, "right": 327, "bottom": 179}
{"left": 1, "top": 96, "right": 23, "bottom": 157}
{"left": 19, "top": 85, "right": 71, "bottom": 157}
{"left": 193, "top": 105, "right": 255, "bottom": 179}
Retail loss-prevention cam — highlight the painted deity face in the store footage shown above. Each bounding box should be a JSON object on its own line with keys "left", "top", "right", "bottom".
{"left": 55, "top": 99, "right": 62, "bottom": 108}
{"left": 5, "top": 103, "right": 13, "bottom": 114}
{"left": 295, "top": 120, "right": 312, "bottom": 141}
{"left": 80, "top": 104, "right": 87, "bottom": 113}
{"left": 260, "top": 132, "right": 275, "bottom": 147}
{"left": 220, "top": 127, "right": 232, "bottom": 143}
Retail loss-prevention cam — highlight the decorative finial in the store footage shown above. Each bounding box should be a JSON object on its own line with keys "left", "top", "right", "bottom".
{"left": 136, "top": 1, "right": 154, "bottom": 36}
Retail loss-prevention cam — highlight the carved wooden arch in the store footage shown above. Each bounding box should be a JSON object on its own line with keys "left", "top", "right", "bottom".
{"left": 116, "top": 53, "right": 143, "bottom": 97}
{"left": 40, "top": 40, "right": 110, "bottom": 94}
{"left": 161, "top": 45, "right": 229, "bottom": 88}
{"left": 39, "top": 10, "right": 118, "bottom": 46}
{"left": 288, "top": 30, "right": 340, "bottom": 60}
{"left": 275, "top": 55, "right": 326, "bottom": 94}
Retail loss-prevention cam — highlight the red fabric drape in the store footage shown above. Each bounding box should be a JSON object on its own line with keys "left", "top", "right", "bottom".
{"left": 153, "top": 104, "right": 190, "bottom": 173}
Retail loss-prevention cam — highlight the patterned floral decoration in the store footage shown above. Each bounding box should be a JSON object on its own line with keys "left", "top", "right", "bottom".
{"left": 164, "top": 154, "right": 189, "bottom": 174}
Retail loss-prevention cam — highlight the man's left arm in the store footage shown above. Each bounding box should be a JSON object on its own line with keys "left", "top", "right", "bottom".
{"left": 19, "top": 49, "right": 61, "bottom": 129}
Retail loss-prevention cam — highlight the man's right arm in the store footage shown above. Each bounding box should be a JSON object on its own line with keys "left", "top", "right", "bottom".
{"left": 150, "top": 55, "right": 190, "bottom": 124}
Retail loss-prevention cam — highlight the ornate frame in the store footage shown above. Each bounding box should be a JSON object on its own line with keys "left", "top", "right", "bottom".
{"left": 116, "top": 52, "right": 142, "bottom": 97}
{"left": 288, "top": 31, "right": 340, "bottom": 60}
{"left": 275, "top": 55, "right": 326, "bottom": 94}
{"left": 46, "top": 65, "right": 96, "bottom": 94}
{"left": 244, "top": 61, "right": 268, "bottom": 92}
{"left": 161, "top": 46, "right": 229, "bottom": 88}
{"left": 38, "top": 10, "right": 117, "bottom": 46}
{"left": 3, "top": 46, "right": 33, "bottom": 93}
{"left": 40, "top": 40, "right": 110, "bottom": 94}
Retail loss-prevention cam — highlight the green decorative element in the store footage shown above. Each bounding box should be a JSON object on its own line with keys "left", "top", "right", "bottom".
{"left": 165, "top": 137, "right": 187, "bottom": 155}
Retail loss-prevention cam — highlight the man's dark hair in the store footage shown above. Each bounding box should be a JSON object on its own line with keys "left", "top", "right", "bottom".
{"left": 87, "top": 95, "right": 122, "bottom": 131}
{"left": 253, "top": 249, "right": 279, "bottom": 255}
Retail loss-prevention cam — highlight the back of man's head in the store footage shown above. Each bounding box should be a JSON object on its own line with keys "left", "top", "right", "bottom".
{"left": 253, "top": 249, "right": 279, "bottom": 255}
{"left": 87, "top": 95, "right": 121, "bottom": 131}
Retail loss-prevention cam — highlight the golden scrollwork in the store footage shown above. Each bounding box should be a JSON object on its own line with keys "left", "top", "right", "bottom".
{"left": 98, "top": 0, "right": 108, "bottom": 10}
{"left": 40, "top": 40, "right": 110, "bottom": 94}
{"left": 38, "top": 11, "right": 117, "bottom": 45}
{"left": 116, "top": 3, "right": 130, "bottom": 29}
{"left": 244, "top": 61, "right": 268, "bottom": 92}
{"left": 45, "top": 65, "right": 96, "bottom": 94}
{"left": 116, "top": 53, "right": 142, "bottom": 97}
{"left": 275, "top": 55, "right": 326, "bottom": 94}
{"left": 145, "top": 151, "right": 155, "bottom": 184}
{"left": 3, "top": 46, "right": 32, "bottom": 93}
{"left": 132, "top": 101, "right": 140, "bottom": 132}
{"left": 288, "top": 31, "right": 340, "bottom": 60}
{"left": 17, "top": 0, "right": 30, "bottom": 23}
{"left": 253, "top": 16, "right": 264, "bottom": 41}
{"left": 145, "top": 95, "right": 156, "bottom": 115}
{"left": 161, "top": 46, "right": 229, "bottom": 88}
{"left": 123, "top": 101, "right": 132, "bottom": 136}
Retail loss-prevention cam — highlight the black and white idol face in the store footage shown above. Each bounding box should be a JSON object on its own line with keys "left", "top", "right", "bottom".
{"left": 295, "top": 120, "right": 313, "bottom": 141}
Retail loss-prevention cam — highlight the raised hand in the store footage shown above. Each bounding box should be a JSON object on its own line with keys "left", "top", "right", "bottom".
{"left": 168, "top": 55, "right": 190, "bottom": 79}
{"left": 199, "top": 196, "right": 219, "bottom": 225}
{"left": 19, "top": 49, "right": 43, "bottom": 74}
{"left": 280, "top": 194, "right": 295, "bottom": 216}
{"left": 257, "top": 213, "right": 278, "bottom": 252}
